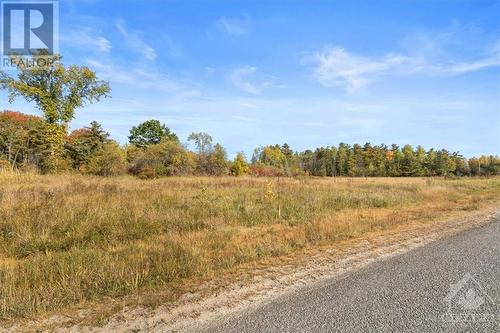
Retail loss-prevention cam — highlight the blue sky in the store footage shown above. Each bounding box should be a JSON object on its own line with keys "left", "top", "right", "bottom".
{"left": 2, "top": 0, "right": 500, "bottom": 157}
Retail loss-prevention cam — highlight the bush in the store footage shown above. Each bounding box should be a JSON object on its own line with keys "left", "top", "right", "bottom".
{"left": 231, "top": 152, "right": 249, "bottom": 176}
{"left": 124, "top": 144, "right": 142, "bottom": 163}
{"left": 83, "top": 141, "right": 126, "bottom": 176}
{"left": 129, "top": 140, "right": 194, "bottom": 179}
{"left": 250, "top": 164, "right": 284, "bottom": 177}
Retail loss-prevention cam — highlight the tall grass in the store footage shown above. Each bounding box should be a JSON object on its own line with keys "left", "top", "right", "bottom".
{"left": 0, "top": 173, "right": 498, "bottom": 319}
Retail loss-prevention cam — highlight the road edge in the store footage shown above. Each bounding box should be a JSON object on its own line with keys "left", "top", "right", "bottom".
{"left": 65, "top": 207, "right": 500, "bottom": 333}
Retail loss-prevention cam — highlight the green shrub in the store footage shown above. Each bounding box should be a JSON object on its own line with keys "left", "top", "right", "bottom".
{"left": 129, "top": 140, "right": 194, "bottom": 179}
{"left": 84, "top": 141, "right": 126, "bottom": 176}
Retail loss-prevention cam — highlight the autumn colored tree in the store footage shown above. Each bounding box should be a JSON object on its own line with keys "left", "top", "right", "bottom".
{"left": 2, "top": 110, "right": 497, "bottom": 178}
{"left": 469, "top": 155, "right": 500, "bottom": 176}
{"left": 188, "top": 132, "right": 229, "bottom": 175}
{"left": 129, "top": 140, "right": 194, "bottom": 178}
{"left": 207, "top": 143, "right": 229, "bottom": 176}
{"left": 0, "top": 53, "right": 110, "bottom": 172}
{"left": 253, "top": 145, "right": 287, "bottom": 172}
{"left": 0, "top": 111, "right": 44, "bottom": 170}
{"left": 84, "top": 141, "right": 126, "bottom": 176}
{"left": 231, "top": 152, "right": 250, "bottom": 176}
{"left": 0, "top": 110, "right": 71, "bottom": 172}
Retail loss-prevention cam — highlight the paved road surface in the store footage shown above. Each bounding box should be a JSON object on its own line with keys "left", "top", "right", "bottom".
{"left": 202, "top": 217, "right": 500, "bottom": 332}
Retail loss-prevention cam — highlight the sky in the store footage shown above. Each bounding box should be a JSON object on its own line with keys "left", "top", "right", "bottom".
{"left": 1, "top": 0, "right": 500, "bottom": 157}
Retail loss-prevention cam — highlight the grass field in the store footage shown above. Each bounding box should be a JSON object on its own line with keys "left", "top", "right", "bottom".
{"left": 0, "top": 173, "right": 498, "bottom": 320}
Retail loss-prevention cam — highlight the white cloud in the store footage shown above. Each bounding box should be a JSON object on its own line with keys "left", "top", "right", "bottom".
{"left": 115, "top": 20, "right": 157, "bottom": 61}
{"left": 61, "top": 29, "right": 111, "bottom": 52}
{"left": 228, "top": 66, "right": 260, "bottom": 94}
{"left": 215, "top": 16, "right": 250, "bottom": 35}
{"left": 307, "top": 47, "right": 409, "bottom": 93}
{"left": 307, "top": 35, "right": 500, "bottom": 93}
{"left": 84, "top": 59, "right": 199, "bottom": 96}
{"left": 94, "top": 37, "right": 112, "bottom": 52}
{"left": 444, "top": 39, "right": 500, "bottom": 74}
{"left": 227, "top": 66, "right": 277, "bottom": 95}
{"left": 446, "top": 56, "right": 500, "bottom": 74}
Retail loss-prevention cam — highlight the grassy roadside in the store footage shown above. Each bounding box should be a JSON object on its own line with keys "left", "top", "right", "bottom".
{"left": 0, "top": 173, "right": 498, "bottom": 321}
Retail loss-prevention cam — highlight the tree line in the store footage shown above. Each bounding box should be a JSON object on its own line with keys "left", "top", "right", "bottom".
{"left": 0, "top": 110, "right": 498, "bottom": 178}
{"left": 0, "top": 52, "right": 498, "bottom": 178}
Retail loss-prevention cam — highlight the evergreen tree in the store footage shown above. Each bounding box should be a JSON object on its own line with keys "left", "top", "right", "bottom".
{"left": 65, "top": 121, "right": 109, "bottom": 170}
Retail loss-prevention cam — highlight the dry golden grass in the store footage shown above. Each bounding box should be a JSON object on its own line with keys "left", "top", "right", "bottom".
{"left": 0, "top": 172, "right": 498, "bottom": 320}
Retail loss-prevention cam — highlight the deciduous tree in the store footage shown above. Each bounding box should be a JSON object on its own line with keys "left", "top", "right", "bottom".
{"left": 231, "top": 152, "right": 249, "bottom": 176}
{"left": 129, "top": 119, "right": 178, "bottom": 148}
{"left": 0, "top": 52, "right": 110, "bottom": 125}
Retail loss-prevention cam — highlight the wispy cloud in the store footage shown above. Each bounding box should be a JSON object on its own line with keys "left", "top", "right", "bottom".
{"left": 445, "top": 55, "right": 500, "bottom": 74}
{"left": 444, "top": 39, "right": 500, "bottom": 74}
{"left": 84, "top": 59, "right": 200, "bottom": 97}
{"left": 61, "top": 28, "right": 111, "bottom": 52}
{"left": 227, "top": 66, "right": 277, "bottom": 94}
{"left": 215, "top": 16, "right": 251, "bottom": 35}
{"left": 306, "top": 30, "right": 500, "bottom": 93}
{"left": 306, "top": 47, "right": 409, "bottom": 93}
{"left": 115, "top": 20, "right": 157, "bottom": 60}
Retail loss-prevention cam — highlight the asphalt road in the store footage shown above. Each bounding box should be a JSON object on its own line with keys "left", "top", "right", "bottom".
{"left": 202, "top": 217, "right": 500, "bottom": 333}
